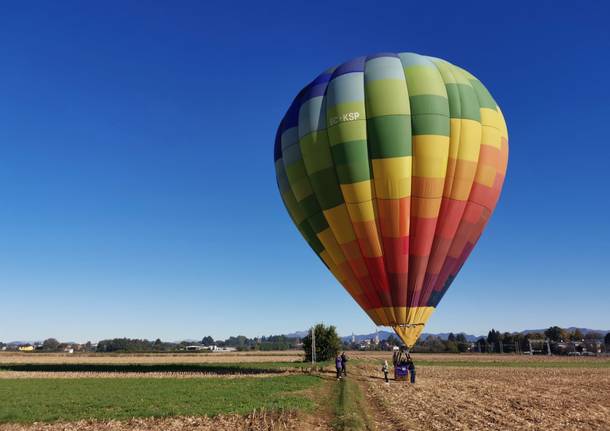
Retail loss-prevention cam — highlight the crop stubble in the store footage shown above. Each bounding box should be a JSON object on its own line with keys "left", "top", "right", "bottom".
{"left": 362, "top": 363, "right": 610, "bottom": 430}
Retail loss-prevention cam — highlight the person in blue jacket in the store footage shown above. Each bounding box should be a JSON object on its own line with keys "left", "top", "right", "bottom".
{"left": 335, "top": 354, "right": 343, "bottom": 380}
{"left": 340, "top": 352, "right": 348, "bottom": 376}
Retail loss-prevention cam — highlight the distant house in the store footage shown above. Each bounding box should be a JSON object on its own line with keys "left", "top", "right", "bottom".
{"left": 552, "top": 340, "right": 603, "bottom": 356}
{"left": 185, "top": 345, "right": 237, "bottom": 352}
{"left": 18, "top": 345, "right": 34, "bottom": 352}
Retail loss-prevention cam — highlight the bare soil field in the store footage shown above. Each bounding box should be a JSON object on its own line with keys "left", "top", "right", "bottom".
{"left": 357, "top": 361, "right": 610, "bottom": 430}
{"left": 0, "top": 410, "right": 324, "bottom": 431}
{"left": 352, "top": 351, "right": 610, "bottom": 364}
{"left": 0, "top": 351, "right": 303, "bottom": 364}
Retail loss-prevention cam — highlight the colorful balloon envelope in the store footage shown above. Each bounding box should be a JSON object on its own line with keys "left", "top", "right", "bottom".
{"left": 274, "top": 53, "right": 508, "bottom": 348}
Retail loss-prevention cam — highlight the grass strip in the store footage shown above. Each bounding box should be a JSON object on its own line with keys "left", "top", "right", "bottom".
{"left": 331, "top": 378, "right": 371, "bottom": 431}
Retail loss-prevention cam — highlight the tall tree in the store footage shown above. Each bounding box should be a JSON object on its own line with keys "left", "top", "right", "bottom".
{"left": 487, "top": 329, "right": 501, "bottom": 344}
{"left": 605, "top": 333, "right": 610, "bottom": 345}
{"left": 302, "top": 324, "right": 342, "bottom": 362}
{"left": 201, "top": 336, "right": 215, "bottom": 346}
{"left": 42, "top": 338, "right": 60, "bottom": 351}
{"left": 544, "top": 326, "right": 567, "bottom": 342}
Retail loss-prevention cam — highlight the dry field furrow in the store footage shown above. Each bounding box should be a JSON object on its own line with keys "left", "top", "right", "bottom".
{"left": 351, "top": 351, "right": 610, "bottom": 365}
{"left": 361, "top": 363, "right": 610, "bottom": 430}
{"left": 0, "top": 411, "right": 322, "bottom": 431}
{"left": 0, "top": 352, "right": 303, "bottom": 364}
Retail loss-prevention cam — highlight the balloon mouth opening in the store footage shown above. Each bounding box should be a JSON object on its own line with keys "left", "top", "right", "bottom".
{"left": 392, "top": 323, "right": 426, "bottom": 349}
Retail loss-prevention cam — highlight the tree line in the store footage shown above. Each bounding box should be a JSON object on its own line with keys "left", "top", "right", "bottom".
{"left": 412, "top": 327, "right": 610, "bottom": 354}
{"left": 94, "top": 334, "right": 302, "bottom": 352}
{"left": 0, "top": 334, "right": 301, "bottom": 353}
{"left": 2, "top": 326, "right": 608, "bottom": 354}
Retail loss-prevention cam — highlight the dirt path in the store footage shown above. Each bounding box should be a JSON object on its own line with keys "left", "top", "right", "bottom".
{"left": 339, "top": 361, "right": 407, "bottom": 431}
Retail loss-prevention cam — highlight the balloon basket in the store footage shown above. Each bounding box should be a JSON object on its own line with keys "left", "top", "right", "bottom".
{"left": 394, "top": 365, "right": 408, "bottom": 381}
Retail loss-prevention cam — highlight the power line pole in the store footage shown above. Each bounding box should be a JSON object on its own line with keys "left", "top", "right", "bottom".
{"left": 311, "top": 326, "right": 316, "bottom": 364}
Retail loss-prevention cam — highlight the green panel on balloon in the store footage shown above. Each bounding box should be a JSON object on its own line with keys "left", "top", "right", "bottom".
{"left": 367, "top": 115, "right": 412, "bottom": 158}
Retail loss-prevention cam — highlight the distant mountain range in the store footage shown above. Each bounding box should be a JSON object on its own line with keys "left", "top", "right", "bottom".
{"left": 335, "top": 330, "right": 481, "bottom": 343}
{"left": 284, "top": 331, "right": 310, "bottom": 339}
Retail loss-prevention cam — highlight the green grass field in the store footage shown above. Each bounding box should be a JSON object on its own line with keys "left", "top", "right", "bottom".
{"left": 0, "top": 375, "right": 321, "bottom": 423}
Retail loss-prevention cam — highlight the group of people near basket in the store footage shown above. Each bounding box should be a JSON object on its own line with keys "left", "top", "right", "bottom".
{"left": 333, "top": 349, "right": 415, "bottom": 383}
{"left": 384, "top": 352, "right": 416, "bottom": 383}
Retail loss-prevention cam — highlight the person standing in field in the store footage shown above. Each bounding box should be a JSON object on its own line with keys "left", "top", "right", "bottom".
{"left": 335, "top": 354, "right": 343, "bottom": 380}
{"left": 340, "top": 351, "right": 348, "bottom": 376}
{"left": 382, "top": 360, "right": 389, "bottom": 383}
{"left": 407, "top": 358, "right": 416, "bottom": 383}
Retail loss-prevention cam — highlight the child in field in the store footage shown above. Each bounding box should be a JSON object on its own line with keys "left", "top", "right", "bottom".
{"left": 382, "top": 360, "right": 389, "bottom": 383}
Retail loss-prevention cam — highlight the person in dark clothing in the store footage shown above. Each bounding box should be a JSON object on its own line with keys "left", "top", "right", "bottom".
{"left": 335, "top": 354, "right": 343, "bottom": 380}
{"left": 407, "top": 359, "right": 416, "bottom": 383}
{"left": 340, "top": 352, "right": 348, "bottom": 376}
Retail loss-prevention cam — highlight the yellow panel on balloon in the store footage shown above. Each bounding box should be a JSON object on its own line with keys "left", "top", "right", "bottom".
{"left": 371, "top": 157, "right": 412, "bottom": 199}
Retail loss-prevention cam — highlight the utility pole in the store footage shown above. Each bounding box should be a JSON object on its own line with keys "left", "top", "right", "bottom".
{"left": 311, "top": 326, "right": 316, "bottom": 364}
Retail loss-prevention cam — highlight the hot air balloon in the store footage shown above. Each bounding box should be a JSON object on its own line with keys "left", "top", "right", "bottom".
{"left": 274, "top": 53, "right": 508, "bottom": 349}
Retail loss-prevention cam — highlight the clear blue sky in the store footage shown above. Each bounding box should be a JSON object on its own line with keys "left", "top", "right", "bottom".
{"left": 1, "top": 2, "right": 609, "bottom": 342}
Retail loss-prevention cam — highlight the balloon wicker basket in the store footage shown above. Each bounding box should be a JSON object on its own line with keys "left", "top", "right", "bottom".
{"left": 394, "top": 365, "right": 408, "bottom": 381}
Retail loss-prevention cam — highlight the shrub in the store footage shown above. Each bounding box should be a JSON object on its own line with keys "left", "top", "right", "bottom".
{"left": 302, "top": 324, "right": 342, "bottom": 362}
